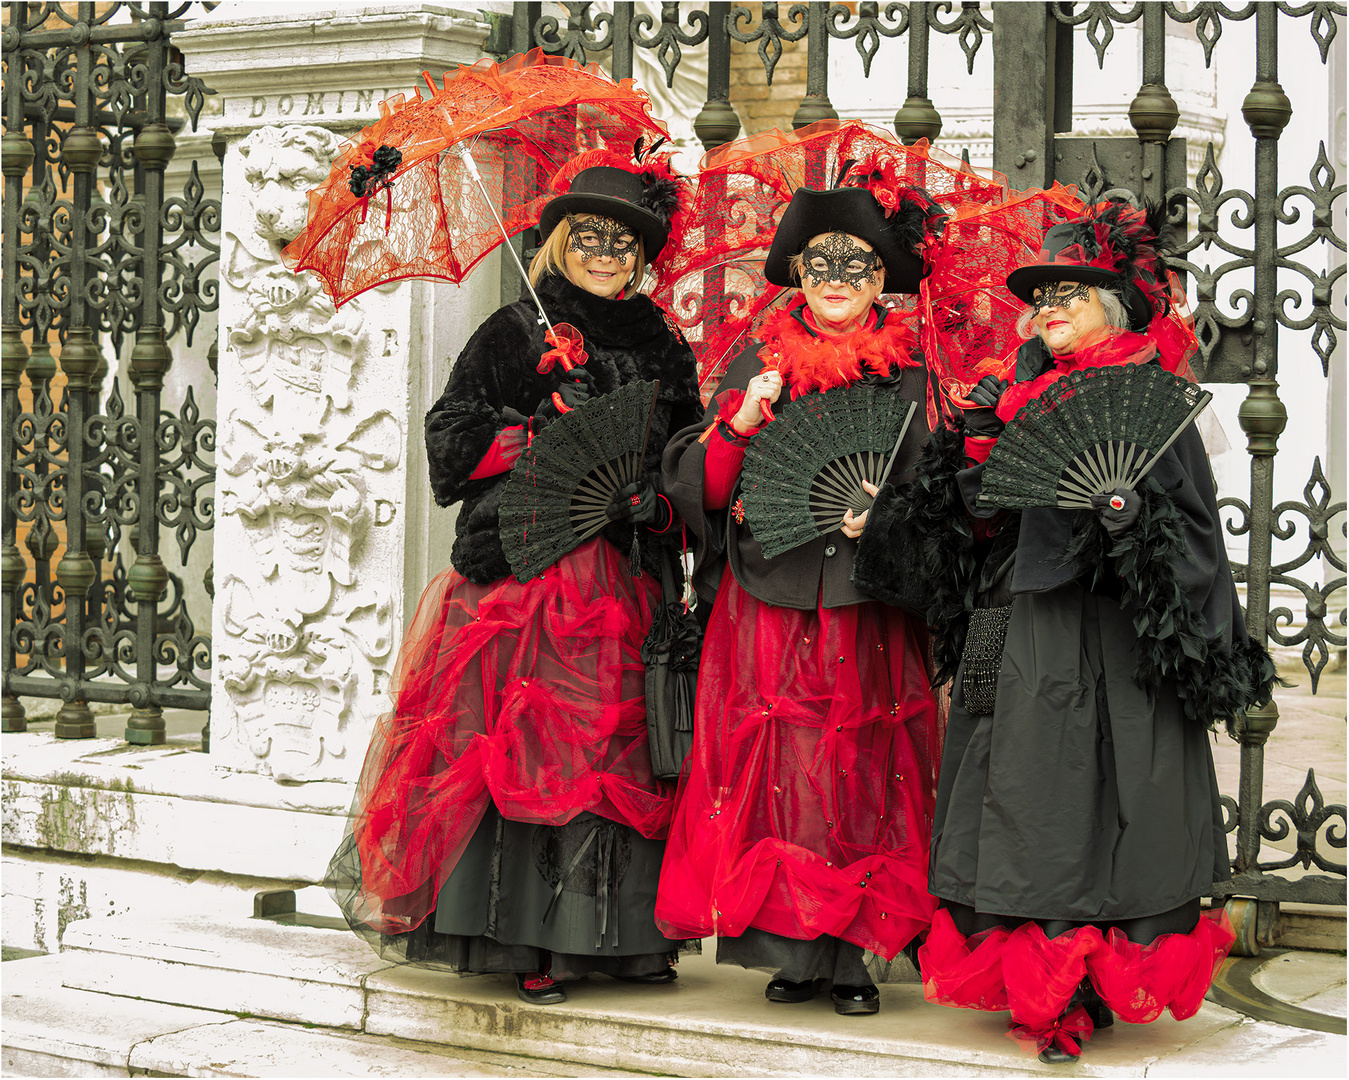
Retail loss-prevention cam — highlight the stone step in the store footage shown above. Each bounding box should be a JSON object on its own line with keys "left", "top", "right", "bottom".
{"left": 50, "top": 910, "right": 1345, "bottom": 1077}
{"left": 1, "top": 953, "right": 635, "bottom": 1077}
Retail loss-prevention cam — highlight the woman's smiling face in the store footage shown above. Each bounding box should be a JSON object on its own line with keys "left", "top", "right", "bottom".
{"left": 563, "top": 213, "right": 638, "bottom": 299}
{"left": 1031, "top": 279, "right": 1109, "bottom": 354}
{"left": 798, "top": 232, "right": 886, "bottom": 334}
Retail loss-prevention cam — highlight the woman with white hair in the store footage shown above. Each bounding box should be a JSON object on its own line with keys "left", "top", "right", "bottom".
{"left": 858, "top": 199, "right": 1278, "bottom": 1063}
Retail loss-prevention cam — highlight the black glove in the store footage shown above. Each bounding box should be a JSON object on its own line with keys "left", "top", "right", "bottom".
{"left": 962, "top": 375, "right": 1008, "bottom": 438}
{"left": 606, "top": 480, "right": 659, "bottom": 525}
{"left": 1090, "top": 487, "right": 1142, "bottom": 538}
{"left": 534, "top": 368, "right": 595, "bottom": 424}
{"left": 967, "top": 375, "right": 1008, "bottom": 409}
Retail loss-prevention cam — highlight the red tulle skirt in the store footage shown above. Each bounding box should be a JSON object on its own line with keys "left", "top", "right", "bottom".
{"left": 348, "top": 538, "right": 672, "bottom": 935}
{"left": 654, "top": 574, "right": 941, "bottom": 959}
{"left": 920, "top": 906, "right": 1236, "bottom": 1051}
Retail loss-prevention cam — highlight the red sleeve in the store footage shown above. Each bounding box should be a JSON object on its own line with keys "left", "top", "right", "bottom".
{"left": 964, "top": 434, "right": 996, "bottom": 465}
{"left": 467, "top": 424, "right": 527, "bottom": 480}
{"left": 703, "top": 423, "right": 749, "bottom": 509}
{"left": 701, "top": 388, "right": 757, "bottom": 509}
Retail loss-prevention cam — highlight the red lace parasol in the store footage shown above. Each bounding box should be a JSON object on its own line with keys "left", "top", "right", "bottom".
{"left": 282, "top": 49, "right": 674, "bottom": 309}
{"left": 650, "top": 120, "right": 1008, "bottom": 404}
{"left": 918, "top": 185, "right": 1200, "bottom": 428}
{"left": 919, "top": 184, "right": 1087, "bottom": 421}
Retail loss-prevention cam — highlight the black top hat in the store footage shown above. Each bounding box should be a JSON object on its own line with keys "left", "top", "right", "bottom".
{"left": 538, "top": 166, "right": 673, "bottom": 260}
{"left": 764, "top": 186, "right": 933, "bottom": 294}
{"left": 1005, "top": 202, "right": 1165, "bottom": 331}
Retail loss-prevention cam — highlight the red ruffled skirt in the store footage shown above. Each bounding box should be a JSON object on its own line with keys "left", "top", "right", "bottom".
{"left": 919, "top": 906, "right": 1236, "bottom": 1054}
{"left": 654, "top": 574, "right": 941, "bottom": 959}
{"left": 346, "top": 538, "right": 672, "bottom": 936}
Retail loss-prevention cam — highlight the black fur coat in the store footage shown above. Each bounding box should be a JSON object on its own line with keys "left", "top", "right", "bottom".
{"left": 425, "top": 272, "right": 702, "bottom": 584}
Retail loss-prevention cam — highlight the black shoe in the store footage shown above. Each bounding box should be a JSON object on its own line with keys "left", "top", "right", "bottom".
{"left": 613, "top": 968, "right": 678, "bottom": 984}
{"left": 1038, "top": 1045, "right": 1080, "bottom": 1065}
{"left": 830, "top": 983, "right": 880, "bottom": 1016}
{"left": 765, "top": 976, "right": 828, "bottom": 1003}
{"left": 515, "top": 972, "right": 567, "bottom": 1005}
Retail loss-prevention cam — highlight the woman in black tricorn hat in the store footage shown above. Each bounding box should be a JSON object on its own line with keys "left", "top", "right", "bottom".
{"left": 653, "top": 172, "right": 946, "bottom": 1016}
{"left": 328, "top": 150, "right": 703, "bottom": 1004}
{"left": 860, "top": 198, "right": 1278, "bottom": 1062}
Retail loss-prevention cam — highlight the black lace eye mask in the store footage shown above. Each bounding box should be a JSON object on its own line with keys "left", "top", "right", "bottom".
{"left": 801, "top": 233, "right": 880, "bottom": 289}
{"left": 1031, "top": 280, "right": 1092, "bottom": 313}
{"left": 566, "top": 215, "right": 639, "bottom": 264}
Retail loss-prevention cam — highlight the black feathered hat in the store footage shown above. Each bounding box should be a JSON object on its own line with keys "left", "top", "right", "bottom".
{"left": 1005, "top": 199, "right": 1170, "bottom": 331}
{"left": 765, "top": 181, "right": 945, "bottom": 294}
{"left": 538, "top": 145, "right": 685, "bottom": 261}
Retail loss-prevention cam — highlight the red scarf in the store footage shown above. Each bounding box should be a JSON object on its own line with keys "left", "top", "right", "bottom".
{"left": 755, "top": 299, "right": 920, "bottom": 398}
{"left": 995, "top": 330, "right": 1158, "bottom": 423}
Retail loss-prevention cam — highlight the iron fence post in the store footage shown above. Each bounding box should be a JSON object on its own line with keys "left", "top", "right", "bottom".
{"left": 894, "top": 1, "right": 941, "bottom": 145}
{"left": 1, "top": 1, "right": 32, "bottom": 733}
{"left": 694, "top": 3, "right": 740, "bottom": 151}
{"left": 1128, "top": 1, "right": 1179, "bottom": 206}
{"left": 125, "top": 3, "right": 175, "bottom": 745}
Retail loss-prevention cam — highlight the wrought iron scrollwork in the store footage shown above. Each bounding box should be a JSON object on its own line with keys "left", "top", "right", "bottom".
{"left": 3, "top": 1, "right": 218, "bottom": 739}
{"left": 632, "top": 3, "right": 711, "bottom": 88}
{"left": 535, "top": 1, "right": 613, "bottom": 63}
{"left": 824, "top": 2, "right": 908, "bottom": 79}
{"left": 927, "top": 0, "right": 992, "bottom": 75}
{"left": 728, "top": 2, "right": 809, "bottom": 86}
{"left": 1256, "top": 768, "right": 1347, "bottom": 875}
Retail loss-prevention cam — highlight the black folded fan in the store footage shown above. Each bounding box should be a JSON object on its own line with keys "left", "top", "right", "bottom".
{"left": 500, "top": 379, "right": 660, "bottom": 582}
{"left": 978, "top": 362, "right": 1212, "bottom": 510}
{"left": 739, "top": 383, "right": 916, "bottom": 560}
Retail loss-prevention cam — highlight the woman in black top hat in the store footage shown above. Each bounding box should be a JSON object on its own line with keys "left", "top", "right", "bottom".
{"left": 328, "top": 151, "right": 703, "bottom": 1004}
{"left": 860, "top": 198, "right": 1277, "bottom": 1062}
{"left": 654, "top": 174, "right": 945, "bottom": 1016}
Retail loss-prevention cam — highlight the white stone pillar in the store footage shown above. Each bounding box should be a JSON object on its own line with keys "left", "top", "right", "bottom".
{"left": 179, "top": 3, "right": 509, "bottom": 781}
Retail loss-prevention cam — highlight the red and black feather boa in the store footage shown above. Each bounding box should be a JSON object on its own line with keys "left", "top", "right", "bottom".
{"left": 754, "top": 299, "right": 921, "bottom": 397}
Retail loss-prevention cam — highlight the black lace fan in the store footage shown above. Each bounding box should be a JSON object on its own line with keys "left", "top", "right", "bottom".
{"left": 500, "top": 380, "right": 660, "bottom": 582}
{"left": 978, "top": 363, "right": 1212, "bottom": 510}
{"left": 739, "top": 384, "right": 916, "bottom": 560}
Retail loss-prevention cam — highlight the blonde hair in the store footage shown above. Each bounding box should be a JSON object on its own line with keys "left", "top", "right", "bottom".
{"left": 1016, "top": 283, "right": 1129, "bottom": 338}
{"left": 528, "top": 214, "right": 648, "bottom": 295}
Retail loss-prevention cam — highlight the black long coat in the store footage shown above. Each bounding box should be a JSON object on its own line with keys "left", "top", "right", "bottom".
{"left": 425, "top": 272, "right": 702, "bottom": 583}
{"left": 854, "top": 342, "right": 1278, "bottom": 922}
{"left": 661, "top": 310, "right": 932, "bottom": 610}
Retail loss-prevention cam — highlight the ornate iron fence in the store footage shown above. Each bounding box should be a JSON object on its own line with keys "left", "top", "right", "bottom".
{"left": 484, "top": 1, "right": 1346, "bottom": 937}
{"left": 1, "top": 1, "right": 218, "bottom": 744}
{"left": 2, "top": 0, "right": 1342, "bottom": 939}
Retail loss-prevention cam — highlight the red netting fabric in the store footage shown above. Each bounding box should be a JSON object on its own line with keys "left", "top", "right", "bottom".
{"left": 283, "top": 50, "right": 672, "bottom": 307}
{"left": 654, "top": 575, "right": 942, "bottom": 959}
{"left": 1086, "top": 909, "right": 1235, "bottom": 1023}
{"left": 346, "top": 537, "right": 672, "bottom": 936}
{"left": 918, "top": 184, "right": 1086, "bottom": 427}
{"left": 919, "top": 906, "right": 1236, "bottom": 1043}
{"left": 920, "top": 188, "right": 1201, "bottom": 429}
{"left": 650, "top": 121, "right": 1007, "bottom": 404}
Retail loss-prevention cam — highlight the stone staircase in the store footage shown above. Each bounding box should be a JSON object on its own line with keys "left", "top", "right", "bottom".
{"left": 3, "top": 908, "right": 1344, "bottom": 1078}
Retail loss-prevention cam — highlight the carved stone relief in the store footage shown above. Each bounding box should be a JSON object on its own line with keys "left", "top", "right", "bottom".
{"left": 215, "top": 124, "right": 404, "bottom": 782}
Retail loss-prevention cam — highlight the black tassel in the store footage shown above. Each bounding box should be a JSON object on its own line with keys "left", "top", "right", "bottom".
{"left": 629, "top": 525, "right": 642, "bottom": 577}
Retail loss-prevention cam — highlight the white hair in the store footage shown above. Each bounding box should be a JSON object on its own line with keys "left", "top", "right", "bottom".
{"left": 1016, "top": 284, "right": 1130, "bottom": 339}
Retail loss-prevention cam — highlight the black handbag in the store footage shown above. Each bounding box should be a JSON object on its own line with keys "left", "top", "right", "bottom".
{"left": 959, "top": 548, "right": 1015, "bottom": 716}
{"left": 959, "top": 603, "right": 1013, "bottom": 715}
{"left": 642, "top": 535, "right": 701, "bottom": 780}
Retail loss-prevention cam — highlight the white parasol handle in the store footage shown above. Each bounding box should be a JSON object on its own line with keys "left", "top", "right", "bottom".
{"left": 449, "top": 142, "right": 555, "bottom": 333}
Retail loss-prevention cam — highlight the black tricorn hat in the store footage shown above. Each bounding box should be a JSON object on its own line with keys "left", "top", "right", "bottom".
{"left": 764, "top": 186, "right": 932, "bottom": 294}
{"left": 1005, "top": 202, "right": 1166, "bottom": 331}
{"left": 538, "top": 166, "right": 672, "bottom": 260}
